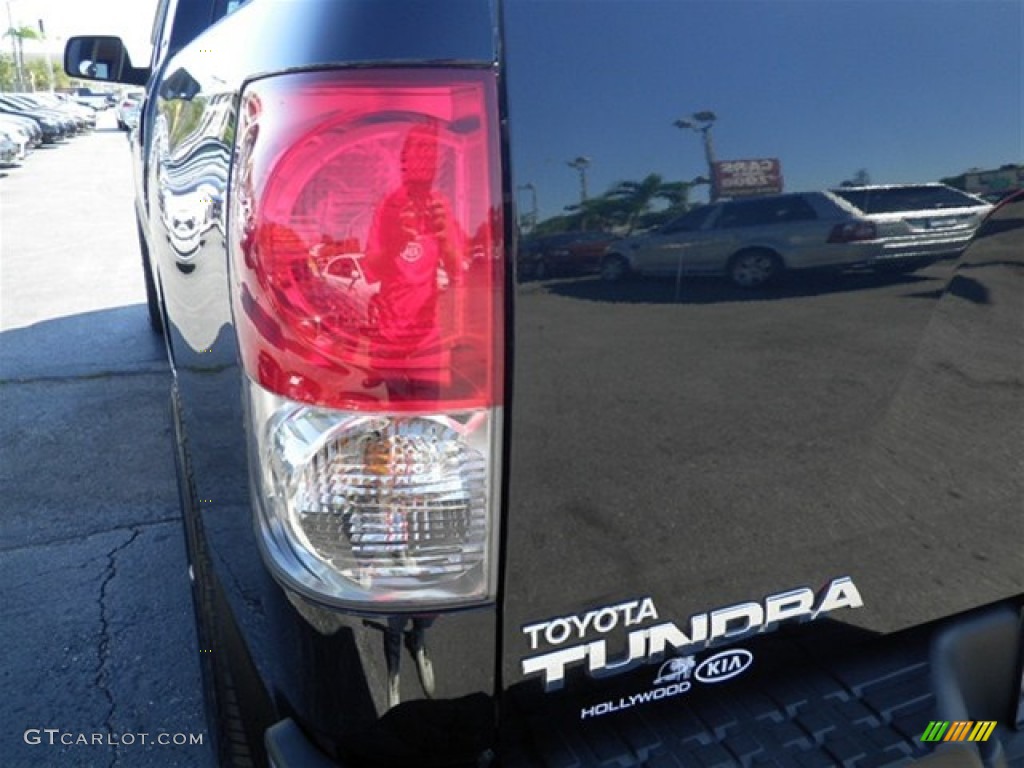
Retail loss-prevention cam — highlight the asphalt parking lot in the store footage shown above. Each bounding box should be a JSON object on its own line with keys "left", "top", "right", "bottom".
{"left": 0, "top": 110, "right": 216, "bottom": 767}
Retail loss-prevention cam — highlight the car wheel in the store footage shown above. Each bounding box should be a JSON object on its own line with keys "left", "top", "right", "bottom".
{"left": 601, "top": 254, "right": 630, "bottom": 282}
{"left": 728, "top": 248, "right": 782, "bottom": 288}
{"left": 117, "top": 119, "right": 126, "bottom": 131}
{"left": 137, "top": 217, "right": 164, "bottom": 335}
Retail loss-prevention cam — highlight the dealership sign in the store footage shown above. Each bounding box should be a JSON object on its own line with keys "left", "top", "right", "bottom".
{"left": 713, "top": 159, "right": 783, "bottom": 198}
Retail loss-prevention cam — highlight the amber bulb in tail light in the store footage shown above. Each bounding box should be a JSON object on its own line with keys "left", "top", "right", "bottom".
{"left": 231, "top": 69, "right": 504, "bottom": 612}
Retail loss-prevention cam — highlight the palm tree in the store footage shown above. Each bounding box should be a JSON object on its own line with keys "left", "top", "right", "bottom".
{"left": 562, "top": 193, "right": 623, "bottom": 232}
{"left": 609, "top": 173, "right": 690, "bottom": 234}
{"left": 4, "top": 25, "right": 39, "bottom": 90}
{"left": 533, "top": 174, "right": 699, "bottom": 236}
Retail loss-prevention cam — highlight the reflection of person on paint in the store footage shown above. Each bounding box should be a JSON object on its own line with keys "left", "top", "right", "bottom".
{"left": 364, "top": 122, "right": 460, "bottom": 396}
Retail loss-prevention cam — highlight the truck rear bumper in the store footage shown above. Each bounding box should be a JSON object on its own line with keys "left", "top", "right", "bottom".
{"left": 263, "top": 600, "right": 1023, "bottom": 767}
{"left": 501, "top": 601, "right": 1024, "bottom": 768}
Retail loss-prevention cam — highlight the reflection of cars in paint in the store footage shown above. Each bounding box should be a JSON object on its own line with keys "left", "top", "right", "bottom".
{"left": 160, "top": 182, "right": 221, "bottom": 260}
{"left": 602, "top": 191, "right": 881, "bottom": 287}
{"left": 116, "top": 92, "right": 143, "bottom": 131}
{"left": 518, "top": 230, "right": 619, "bottom": 280}
{"left": 309, "top": 246, "right": 378, "bottom": 327}
{"left": 830, "top": 183, "right": 992, "bottom": 269}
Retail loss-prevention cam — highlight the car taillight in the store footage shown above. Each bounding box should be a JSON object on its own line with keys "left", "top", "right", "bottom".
{"left": 828, "top": 220, "right": 877, "bottom": 243}
{"left": 230, "top": 69, "right": 504, "bottom": 612}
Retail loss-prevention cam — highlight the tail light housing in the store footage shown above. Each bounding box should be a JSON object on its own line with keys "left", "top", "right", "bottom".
{"left": 828, "top": 220, "right": 877, "bottom": 243}
{"left": 230, "top": 69, "right": 504, "bottom": 612}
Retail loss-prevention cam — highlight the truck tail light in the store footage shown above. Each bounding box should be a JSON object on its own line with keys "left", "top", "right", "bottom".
{"left": 828, "top": 220, "right": 877, "bottom": 243}
{"left": 230, "top": 69, "right": 504, "bottom": 612}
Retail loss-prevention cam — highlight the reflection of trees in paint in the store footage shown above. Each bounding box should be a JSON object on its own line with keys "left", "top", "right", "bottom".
{"left": 534, "top": 172, "right": 696, "bottom": 235}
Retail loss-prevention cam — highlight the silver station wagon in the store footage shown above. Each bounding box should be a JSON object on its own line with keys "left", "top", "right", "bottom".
{"left": 601, "top": 191, "right": 881, "bottom": 288}
{"left": 829, "top": 183, "right": 992, "bottom": 268}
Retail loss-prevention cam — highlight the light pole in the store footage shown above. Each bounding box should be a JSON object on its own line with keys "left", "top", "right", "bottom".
{"left": 517, "top": 183, "right": 538, "bottom": 232}
{"left": 674, "top": 111, "right": 718, "bottom": 201}
{"left": 567, "top": 156, "right": 591, "bottom": 204}
{"left": 5, "top": 1, "right": 25, "bottom": 91}
{"left": 37, "top": 18, "right": 53, "bottom": 92}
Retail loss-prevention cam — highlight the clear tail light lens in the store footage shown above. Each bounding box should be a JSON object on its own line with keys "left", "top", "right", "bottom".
{"left": 231, "top": 69, "right": 504, "bottom": 611}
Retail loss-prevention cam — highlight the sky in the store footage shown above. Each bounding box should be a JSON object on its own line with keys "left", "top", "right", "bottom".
{"left": 5, "top": 0, "right": 159, "bottom": 61}
{"left": 504, "top": 0, "right": 1023, "bottom": 217}
{"left": 8, "top": 0, "right": 1019, "bottom": 218}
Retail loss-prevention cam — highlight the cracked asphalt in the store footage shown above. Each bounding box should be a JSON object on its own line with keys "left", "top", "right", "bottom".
{"left": 0, "top": 111, "right": 216, "bottom": 767}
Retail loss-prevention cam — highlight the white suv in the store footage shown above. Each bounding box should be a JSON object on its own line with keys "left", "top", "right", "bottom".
{"left": 829, "top": 183, "right": 992, "bottom": 269}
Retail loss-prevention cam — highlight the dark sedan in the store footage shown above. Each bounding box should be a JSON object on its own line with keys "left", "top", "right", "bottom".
{"left": 518, "top": 230, "right": 620, "bottom": 279}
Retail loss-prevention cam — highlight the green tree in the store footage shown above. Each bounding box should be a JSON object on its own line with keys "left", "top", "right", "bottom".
{"left": 5, "top": 25, "right": 39, "bottom": 41}
{"left": 0, "top": 53, "right": 15, "bottom": 91}
{"left": 25, "top": 58, "right": 66, "bottom": 90}
{"left": 608, "top": 173, "right": 692, "bottom": 234}
{"left": 51, "top": 63, "right": 70, "bottom": 90}
{"left": 563, "top": 193, "right": 627, "bottom": 232}
{"left": 531, "top": 173, "right": 699, "bottom": 236}
{"left": 4, "top": 25, "right": 40, "bottom": 90}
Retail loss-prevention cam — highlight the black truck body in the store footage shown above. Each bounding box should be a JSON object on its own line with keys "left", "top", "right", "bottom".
{"left": 67, "top": 1, "right": 1023, "bottom": 765}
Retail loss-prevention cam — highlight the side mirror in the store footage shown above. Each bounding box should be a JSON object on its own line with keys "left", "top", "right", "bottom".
{"left": 64, "top": 36, "right": 149, "bottom": 86}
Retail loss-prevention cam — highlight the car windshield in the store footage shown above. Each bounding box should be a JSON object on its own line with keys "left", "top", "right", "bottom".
{"left": 831, "top": 186, "right": 985, "bottom": 213}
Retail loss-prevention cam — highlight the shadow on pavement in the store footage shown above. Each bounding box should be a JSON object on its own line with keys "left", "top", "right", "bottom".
{"left": 0, "top": 304, "right": 215, "bottom": 767}
{"left": 1, "top": 304, "right": 167, "bottom": 381}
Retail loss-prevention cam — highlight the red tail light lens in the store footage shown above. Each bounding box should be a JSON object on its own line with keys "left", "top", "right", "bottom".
{"left": 828, "top": 220, "right": 877, "bottom": 243}
{"left": 230, "top": 69, "right": 505, "bottom": 611}
{"left": 231, "top": 69, "right": 503, "bottom": 413}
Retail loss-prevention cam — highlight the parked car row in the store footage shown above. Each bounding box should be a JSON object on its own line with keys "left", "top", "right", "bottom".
{"left": 522, "top": 184, "right": 992, "bottom": 288}
{"left": 518, "top": 230, "right": 621, "bottom": 280}
{"left": 0, "top": 91, "right": 99, "bottom": 166}
{"left": 58, "top": 86, "right": 117, "bottom": 111}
